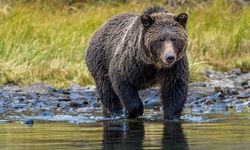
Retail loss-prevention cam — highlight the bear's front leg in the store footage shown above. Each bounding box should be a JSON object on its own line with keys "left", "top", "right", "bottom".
{"left": 110, "top": 73, "right": 144, "bottom": 118}
{"left": 160, "top": 75, "right": 188, "bottom": 120}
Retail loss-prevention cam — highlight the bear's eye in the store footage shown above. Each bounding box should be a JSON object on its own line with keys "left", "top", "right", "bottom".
{"left": 171, "top": 38, "right": 176, "bottom": 41}
{"left": 159, "top": 38, "right": 165, "bottom": 42}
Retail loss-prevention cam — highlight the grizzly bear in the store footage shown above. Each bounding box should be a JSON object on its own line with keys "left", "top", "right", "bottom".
{"left": 86, "top": 7, "right": 188, "bottom": 120}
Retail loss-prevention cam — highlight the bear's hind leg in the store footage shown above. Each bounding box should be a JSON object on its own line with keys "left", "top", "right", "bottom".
{"left": 96, "top": 80, "right": 123, "bottom": 117}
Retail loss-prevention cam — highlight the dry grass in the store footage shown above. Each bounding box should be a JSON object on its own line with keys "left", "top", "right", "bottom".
{"left": 0, "top": 0, "right": 249, "bottom": 87}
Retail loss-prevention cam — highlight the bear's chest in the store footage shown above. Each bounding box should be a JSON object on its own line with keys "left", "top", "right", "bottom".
{"left": 134, "top": 67, "right": 159, "bottom": 90}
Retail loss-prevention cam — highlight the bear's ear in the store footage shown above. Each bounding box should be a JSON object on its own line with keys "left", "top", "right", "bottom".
{"left": 174, "top": 13, "right": 188, "bottom": 29}
{"left": 141, "top": 14, "right": 155, "bottom": 28}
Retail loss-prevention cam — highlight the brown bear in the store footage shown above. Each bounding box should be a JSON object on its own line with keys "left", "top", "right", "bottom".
{"left": 86, "top": 7, "right": 188, "bottom": 120}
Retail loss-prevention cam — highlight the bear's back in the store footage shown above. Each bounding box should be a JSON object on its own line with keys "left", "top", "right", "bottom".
{"left": 86, "top": 13, "right": 139, "bottom": 73}
{"left": 90, "top": 13, "right": 138, "bottom": 56}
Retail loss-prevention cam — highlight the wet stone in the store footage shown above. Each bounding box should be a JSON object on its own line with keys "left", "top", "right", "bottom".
{"left": 207, "top": 107, "right": 216, "bottom": 114}
{"left": 47, "top": 86, "right": 57, "bottom": 93}
{"left": 77, "top": 107, "right": 96, "bottom": 113}
{"left": 25, "top": 83, "right": 48, "bottom": 93}
{"left": 184, "top": 103, "right": 193, "bottom": 109}
{"left": 12, "top": 104, "right": 26, "bottom": 109}
{"left": 224, "top": 98, "right": 237, "bottom": 104}
{"left": 40, "top": 111, "right": 54, "bottom": 117}
{"left": 209, "top": 92, "right": 225, "bottom": 101}
{"left": 213, "top": 102, "right": 228, "bottom": 112}
{"left": 235, "top": 104, "right": 245, "bottom": 113}
{"left": 69, "top": 101, "right": 83, "bottom": 108}
{"left": 24, "top": 119, "right": 34, "bottom": 125}
{"left": 237, "top": 93, "right": 250, "bottom": 99}
{"left": 0, "top": 107, "right": 5, "bottom": 113}
{"left": 229, "top": 68, "right": 241, "bottom": 75}
{"left": 189, "top": 82, "right": 206, "bottom": 87}
{"left": 214, "top": 86, "right": 224, "bottom": 93}
{"left": 69, "top": 92, "right": 85, "bottom": 100}
{"left": 244, "top": 101, "right": 250, "bottom": 107}
{"left": 192, "top": 107, "right": 203, "bottom": 114}
{"left": 58, "top": 97, "right": 71, "bottom": 102}
{"left": 0, "top": 69, "right": 249, "bottom": 119}
{"left": 204, "top": 99, "right": 215, "bottom": 105}
{"left": 140, "top": 88, "right": 160, "bottom": 108}
{"left": 227, "top": 88, "right": 239, "bottom": 95}
{"left": 187, "top": 93, "right": 204, "bottom": 103}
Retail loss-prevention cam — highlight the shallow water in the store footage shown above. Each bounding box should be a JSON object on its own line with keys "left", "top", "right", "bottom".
{"left": 1, "top": 113, "right": 250, "bottom": 150}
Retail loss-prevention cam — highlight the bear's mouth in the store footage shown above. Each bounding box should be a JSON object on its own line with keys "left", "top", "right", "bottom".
{"left": 155, "top": 60, "right": 175, "bottom": 70}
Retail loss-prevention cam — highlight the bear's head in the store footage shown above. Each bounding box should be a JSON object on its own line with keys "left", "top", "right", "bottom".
{"left": 140, "top": 7, "right": 188, "bottom": 69}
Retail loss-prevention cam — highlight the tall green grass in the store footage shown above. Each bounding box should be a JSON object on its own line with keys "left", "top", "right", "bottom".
{"left": 0, "top": 0, "right": 249, "bottom": 87}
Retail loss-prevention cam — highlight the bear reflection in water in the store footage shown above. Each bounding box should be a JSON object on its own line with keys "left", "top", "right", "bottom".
{"left": 102, "top": 121, "right": 188, "bottom": 150}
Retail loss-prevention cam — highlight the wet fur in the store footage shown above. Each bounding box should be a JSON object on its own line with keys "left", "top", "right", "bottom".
{"left": 86, "top": 7, "right": 188, "bottom": 120}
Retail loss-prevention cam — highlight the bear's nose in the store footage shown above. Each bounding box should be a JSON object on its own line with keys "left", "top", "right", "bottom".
{"left": 166, "top": 55, "right": 175, "bottom": 64}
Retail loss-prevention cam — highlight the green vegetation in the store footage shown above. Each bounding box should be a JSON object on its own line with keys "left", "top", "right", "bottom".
{"left": 0, "top": 0, "right": 249, "bottom": 87}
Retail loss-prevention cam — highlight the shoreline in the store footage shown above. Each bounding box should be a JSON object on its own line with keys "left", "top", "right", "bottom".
{"left": 0, "top": 69, "right": 249, "bottom": 123}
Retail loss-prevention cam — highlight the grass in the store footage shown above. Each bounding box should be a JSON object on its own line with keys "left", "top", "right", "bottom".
{"left": 0, "top": 0, "right": 249, "bottom": 87}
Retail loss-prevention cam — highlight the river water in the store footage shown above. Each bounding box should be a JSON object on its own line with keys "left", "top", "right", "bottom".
{"left": 0, "top": 113, "right": 250, "bottom": 150}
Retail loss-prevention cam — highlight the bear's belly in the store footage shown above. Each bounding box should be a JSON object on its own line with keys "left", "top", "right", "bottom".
{"left": 138, "top": 79, "right": 158, "bottom": 90}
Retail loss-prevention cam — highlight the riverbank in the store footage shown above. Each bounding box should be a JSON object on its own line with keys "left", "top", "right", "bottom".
{"left": 0, "top": 69, "right": 249, "bottom": 123}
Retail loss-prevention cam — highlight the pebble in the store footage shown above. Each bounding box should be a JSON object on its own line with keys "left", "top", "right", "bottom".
{"left": 237, "top": 93, "right": 250, "bottom": 99}
{"left": 40, "top": 111, "right": 54, "bottom": 117}
{"left": 209, "top": 92, "right": 225, "bottom": 101}
{"left": 12, "top": 104, "right": 26, "bottom": 109}
{"left": 189, "top": 82, "right": 206, "bottom": 87}
{"left": 69, "top": 101, "right": 83, "bottom": 108}
{"left": 24, "top": 119, "right": 34, "bottom": 125}
{"left": 204, "top": 99, "right": 215, "bottom": 105}
{"left": 214, "top": 102, "right": 228, "bottom": 112}
{"left": 192, "top": 107, "right": 204, "bottom": 114}
{"left": 235, "top": 104, "right": 245, "bottom": 113}
{"left": 0, "top": 107, "right": 5, "bottom": 113}
{"left": 0, "top": 69, "right": 249, "bottom": 120}
{"left": 187, "top": 93, "right": 204, "bottom": 103}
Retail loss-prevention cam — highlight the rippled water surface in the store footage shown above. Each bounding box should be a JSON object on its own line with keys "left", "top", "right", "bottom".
{"left": 1, "top": 113, "right": 250, "bottom": 150}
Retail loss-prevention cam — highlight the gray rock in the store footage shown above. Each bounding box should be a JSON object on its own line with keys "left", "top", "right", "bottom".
{"left": 69, "top": 101, "right": 83, "bottom": 108}
{"left": 227, "top": 88, "right": 239, "bottom": 95}
{"left": 40, "top": 111, "right": 54, "bottom": 117}
{"left": 235, "top": 104, "right": 245, "bottom": 113}
{"left": 189, "top": 82, "right": 206, "bottom": 87}
{"left": 142, "top": 89, "right": 160, "bottom": 108}
{"left": 58, "top": 97, "right": 71, "bottom": 102}
{"left": 77, "top": 107, "right": 96, "bottom": 113}
{"left": 0, "top": 107, "right": 5, "bottom": 113}
{"left": 69, "top": 92, "right": 85, "bottom": 100}
{"left": 204, "top": 99, "right": 215, "bottom": 105}
{"left": 187, "top": 92, "right": 204, "bottom": 103}
{"left": 214, "top": 86, "right": 224, "bottom": 93}
{"left": 247, "top": 102, "right": 250, "bottom": 107}
{"left": 47, "top": 86, "right": 57, "bottom": 93}
{"left": 229, "top": 68, "right": 241, "bottom": 75}
{"left": 237, "top": 93, "right": 250, "bottom": 99}
{"left": 25, "top": 82, "right": 47, "bottom": 93}
{"left": 184, "top": 103, "right": 193, "bottom": 109}
{"left": 24, "top": 119, "right": 34, "bottom": 125}
{"left": 214, "top": 102, "right": 228, "bottom": 112}
{"left": 12, "top": 103, "right": 26, "bottom": 109}
{"left": 0, "top": 120, "right": 9, "bottom": 124}
{"left": 192, "top": 107, "right": 203, "bottom": 113}
{"left": 206, "top": 107, "right": 216, "bottom": 114}
{"left": 209, "top": 92, "right": 225, "bottom": 101}
{"left": 224, "top": 98, "right": 238, "bottom": 104}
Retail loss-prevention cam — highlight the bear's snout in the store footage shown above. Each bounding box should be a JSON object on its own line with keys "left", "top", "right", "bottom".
{"left": 166, "top": 54, "right": 176, "bottom": 64}
{"left": 161, "top": 42, "right": 177, "bottom": 65}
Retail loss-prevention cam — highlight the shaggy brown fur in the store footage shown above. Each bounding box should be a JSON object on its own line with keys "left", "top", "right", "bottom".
{"left": 86, "top": 7, "right": 189, "bottom": 120}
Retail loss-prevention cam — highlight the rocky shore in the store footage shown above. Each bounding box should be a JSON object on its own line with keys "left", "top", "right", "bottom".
{"left": 0, "top": 69, "right": 249, "bottom": 123}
